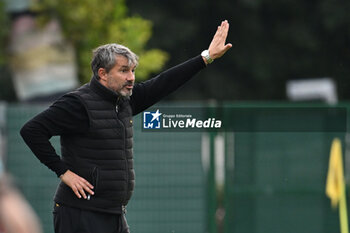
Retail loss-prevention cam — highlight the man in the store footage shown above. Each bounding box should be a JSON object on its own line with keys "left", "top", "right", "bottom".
{"left": 20, "top": 20, "right": 232, "bottom": 233}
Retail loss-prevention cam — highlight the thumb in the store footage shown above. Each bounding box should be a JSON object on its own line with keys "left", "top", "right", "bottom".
{"left": 224, "top": 43, "right": 233, "bottom": 51}
{"left": 217, "top": 43, "right": 232, "bottom": 58}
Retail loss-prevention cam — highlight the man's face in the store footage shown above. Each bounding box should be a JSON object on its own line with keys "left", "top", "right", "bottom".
{"left": 99, "top": 55, "right": 136, "bottom": 97}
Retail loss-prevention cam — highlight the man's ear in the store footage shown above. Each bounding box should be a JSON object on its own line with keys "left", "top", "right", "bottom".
{"left": 98, "top": 68, "right": 108, "bottom": 82}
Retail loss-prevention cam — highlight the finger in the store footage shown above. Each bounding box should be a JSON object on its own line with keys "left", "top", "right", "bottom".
{"left": 78, "top": 186, "right": 87, "bottom": 199}
{"left": 80, "top": 178, "right": 94, "bottom": 190}
{"left": 224, "top": 21, "right": 229, "bottom": 31}
{"left": 87, "top": 189, "right": 95, "bottom": 195}
{"left": 216, "top": 26, "right": 221, "bottom": 34}
{"left": 221, "top": 21, "right": 227, "bottom": 30}
{"left": 78, "top": 180, "right": 94, "bottom": 195}
{"left": 219, "top": 23, "right": 229, "bottom": 38}
{"left": 83, "top": 185, "right": 95, "bottom": 195}
{"left": 219, "top": 23, "right": 230, "bottom": 43}
{"left": 85, "top": 180, "right": 94, "bottom": 190}
{"left": 72, "top": 186, "right": 82, "bottom": 199}
{"left": 224, "top": 43, "right": 233, "bottom": 52}
{"left": 221, "top": 22, "right": 229, "bottom": 35}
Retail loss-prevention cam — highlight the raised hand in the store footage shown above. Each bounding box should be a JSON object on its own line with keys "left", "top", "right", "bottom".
{"left": 208, "top": 20, "right": 232, "bottom": 60}
{"left": 60, "top": 170, "right": 94, "bottom": 199}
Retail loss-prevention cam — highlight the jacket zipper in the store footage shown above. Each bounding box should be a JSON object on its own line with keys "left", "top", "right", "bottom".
{"left": 115, "top": 101, "right": 129, "bottom": 205}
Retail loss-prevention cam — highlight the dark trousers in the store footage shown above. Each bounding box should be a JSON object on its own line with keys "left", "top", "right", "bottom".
{"left": 53, "top": 203, "right": 130, "bottom": 233}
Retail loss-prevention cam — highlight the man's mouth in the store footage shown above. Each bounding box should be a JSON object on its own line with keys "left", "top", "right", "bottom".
{"left": 124, "top": 83, "right": 134, "bottom": 89}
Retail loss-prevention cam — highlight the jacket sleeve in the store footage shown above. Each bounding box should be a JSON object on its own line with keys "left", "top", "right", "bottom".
{"left": 20, "top": 95, "right": 89, "bottom": 177}
{"left": 130, "top": 55, "right": 206, "bottom": 115}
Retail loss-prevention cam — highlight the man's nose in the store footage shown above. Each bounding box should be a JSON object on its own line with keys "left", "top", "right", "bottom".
{"left": 127, "top": 71, "right": 135, "bottom": 82}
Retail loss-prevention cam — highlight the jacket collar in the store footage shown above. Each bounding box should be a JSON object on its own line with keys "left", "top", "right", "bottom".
{"left": 90, "top": 76, "right": 128, "bottom": 104}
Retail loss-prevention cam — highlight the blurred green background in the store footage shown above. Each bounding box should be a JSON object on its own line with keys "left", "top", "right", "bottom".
{"left": 1, "top": 0, "right": 350, "bottom": 232}
{"left": 1, "top": 0, "right": 350, "bottom": 101}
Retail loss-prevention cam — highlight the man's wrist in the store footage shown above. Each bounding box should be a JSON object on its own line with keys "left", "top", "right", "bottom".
{"left": 58, "top": 168, "right": 68, "bottom": 179}
{"left": 201, "top": 50, "right": 214, "bottom": 65}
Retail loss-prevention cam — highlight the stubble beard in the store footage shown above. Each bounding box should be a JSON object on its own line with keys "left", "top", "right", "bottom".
{"left": 107, "top": 79, "right": 133, "bottom": 97}
{"left": 118, "top": 88, "right": 133, "bottom": 97}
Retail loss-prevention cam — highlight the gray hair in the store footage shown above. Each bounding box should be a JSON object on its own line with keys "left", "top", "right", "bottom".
{"left": 91, "top": 43, "right": 138, "bottom": 78}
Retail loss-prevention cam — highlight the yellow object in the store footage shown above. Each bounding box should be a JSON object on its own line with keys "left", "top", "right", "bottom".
{"left": 326, "top": 138, "right": 349, "bottom": 233}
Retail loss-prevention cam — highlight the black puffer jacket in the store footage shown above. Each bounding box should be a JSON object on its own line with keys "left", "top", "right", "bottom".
{"left": 54, "top": 77, "right": 134, "bottom": 214}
